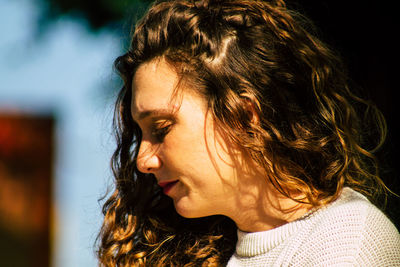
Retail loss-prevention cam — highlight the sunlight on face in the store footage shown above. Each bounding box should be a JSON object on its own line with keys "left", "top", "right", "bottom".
{"left": 131, "top": 58, "right": 240, "bottom": 218}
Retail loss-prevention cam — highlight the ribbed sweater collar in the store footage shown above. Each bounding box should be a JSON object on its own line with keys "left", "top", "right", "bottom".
{"left": 234, "top": 188, "right": 358, "bottom": 257}
{"left": 235, "top": 216, "right": 309, "bottom": 257}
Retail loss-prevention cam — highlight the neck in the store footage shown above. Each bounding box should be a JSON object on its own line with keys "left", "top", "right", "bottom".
{"left": 228, "top": 179, "right": 312, "bottom": 233}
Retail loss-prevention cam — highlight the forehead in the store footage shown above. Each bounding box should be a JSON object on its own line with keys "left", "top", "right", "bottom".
{"left": 131, "top": 59, "right": 180, "bottom": 120}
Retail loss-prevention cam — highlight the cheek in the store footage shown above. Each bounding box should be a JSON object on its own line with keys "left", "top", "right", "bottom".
{"left": 164, "top": 134, "right": 210, "bottom": 173}
{"left": 165, "top": 117, "right": 208, "bottom": 159}
{"left": 158, "top": 128, "right": 205, "bottom": 177}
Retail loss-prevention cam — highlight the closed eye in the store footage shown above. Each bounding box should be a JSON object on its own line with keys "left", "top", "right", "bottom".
{"left": 151, "top": 120, "right": 173, "bottom": 142}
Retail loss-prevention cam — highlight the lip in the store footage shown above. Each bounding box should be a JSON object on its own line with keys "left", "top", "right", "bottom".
{"left": 158, "top": 180, "right": 179, "bottom": 195}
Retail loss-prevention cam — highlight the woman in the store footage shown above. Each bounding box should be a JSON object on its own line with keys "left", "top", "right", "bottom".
{"left": 97, "top": 0, "right": 400, "bottom": 266}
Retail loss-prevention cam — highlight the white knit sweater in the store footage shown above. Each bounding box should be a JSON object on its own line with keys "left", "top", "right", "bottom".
{"left": 227, "top": 188, "right": 400, "bottom": 266}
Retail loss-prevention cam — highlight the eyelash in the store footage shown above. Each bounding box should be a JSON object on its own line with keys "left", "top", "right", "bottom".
{"left": 151, "top": 123, "right": 172, "bottom": 142}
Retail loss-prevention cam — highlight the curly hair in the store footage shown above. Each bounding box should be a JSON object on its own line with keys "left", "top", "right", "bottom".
{"left": 97, "top": 0, "right": 388, "bottom": 265}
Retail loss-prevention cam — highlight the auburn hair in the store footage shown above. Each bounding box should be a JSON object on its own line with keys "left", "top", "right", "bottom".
{"left": 97, "top": 0, "right": 388, "bottom": 265}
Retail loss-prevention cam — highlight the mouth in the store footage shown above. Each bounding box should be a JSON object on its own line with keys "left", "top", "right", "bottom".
{"left": 158, "top": 180, "right": 179, "bottom": 195}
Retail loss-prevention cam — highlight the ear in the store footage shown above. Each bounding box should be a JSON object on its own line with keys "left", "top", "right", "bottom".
{"left": 240, "top": 93, "right": 261, "bottom": 125}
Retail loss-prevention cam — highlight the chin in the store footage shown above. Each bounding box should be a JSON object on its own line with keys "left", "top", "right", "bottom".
{"left": 173, "top": 199, "right": 211, "bottom": 219}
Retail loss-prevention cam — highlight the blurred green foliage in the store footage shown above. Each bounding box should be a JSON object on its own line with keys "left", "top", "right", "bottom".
{"left": 37, "top": 0, "right": 151, "bottom": 33}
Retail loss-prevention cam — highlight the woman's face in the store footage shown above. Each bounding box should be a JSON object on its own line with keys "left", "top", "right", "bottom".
{"left": 131, "top": 58, "right": 245, "bottom": 218}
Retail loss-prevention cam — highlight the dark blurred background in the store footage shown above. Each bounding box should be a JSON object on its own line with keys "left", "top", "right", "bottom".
{"left": 1, "top": 0, "right": 398, "bottom": 266}
{"left": 290, "top": 0, "right": 400, "bottom": 228}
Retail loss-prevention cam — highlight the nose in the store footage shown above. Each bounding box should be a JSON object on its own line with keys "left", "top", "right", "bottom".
{"left": 136, "top": 141, "right": 162, "bottom": 174}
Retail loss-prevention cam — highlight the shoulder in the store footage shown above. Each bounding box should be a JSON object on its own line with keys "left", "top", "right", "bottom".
{"left": 227, "top": 188, "right": 400, "bottom": 267}
{"left": 348, "top": 190, "right": 400, "bottom": 265}
{"left": 297, "top": 188, "right": 400, "bottom": 266}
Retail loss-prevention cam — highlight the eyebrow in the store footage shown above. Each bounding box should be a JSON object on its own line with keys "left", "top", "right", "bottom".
{"left": 132, "top": 108, "right": 175, "bottom": 122}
